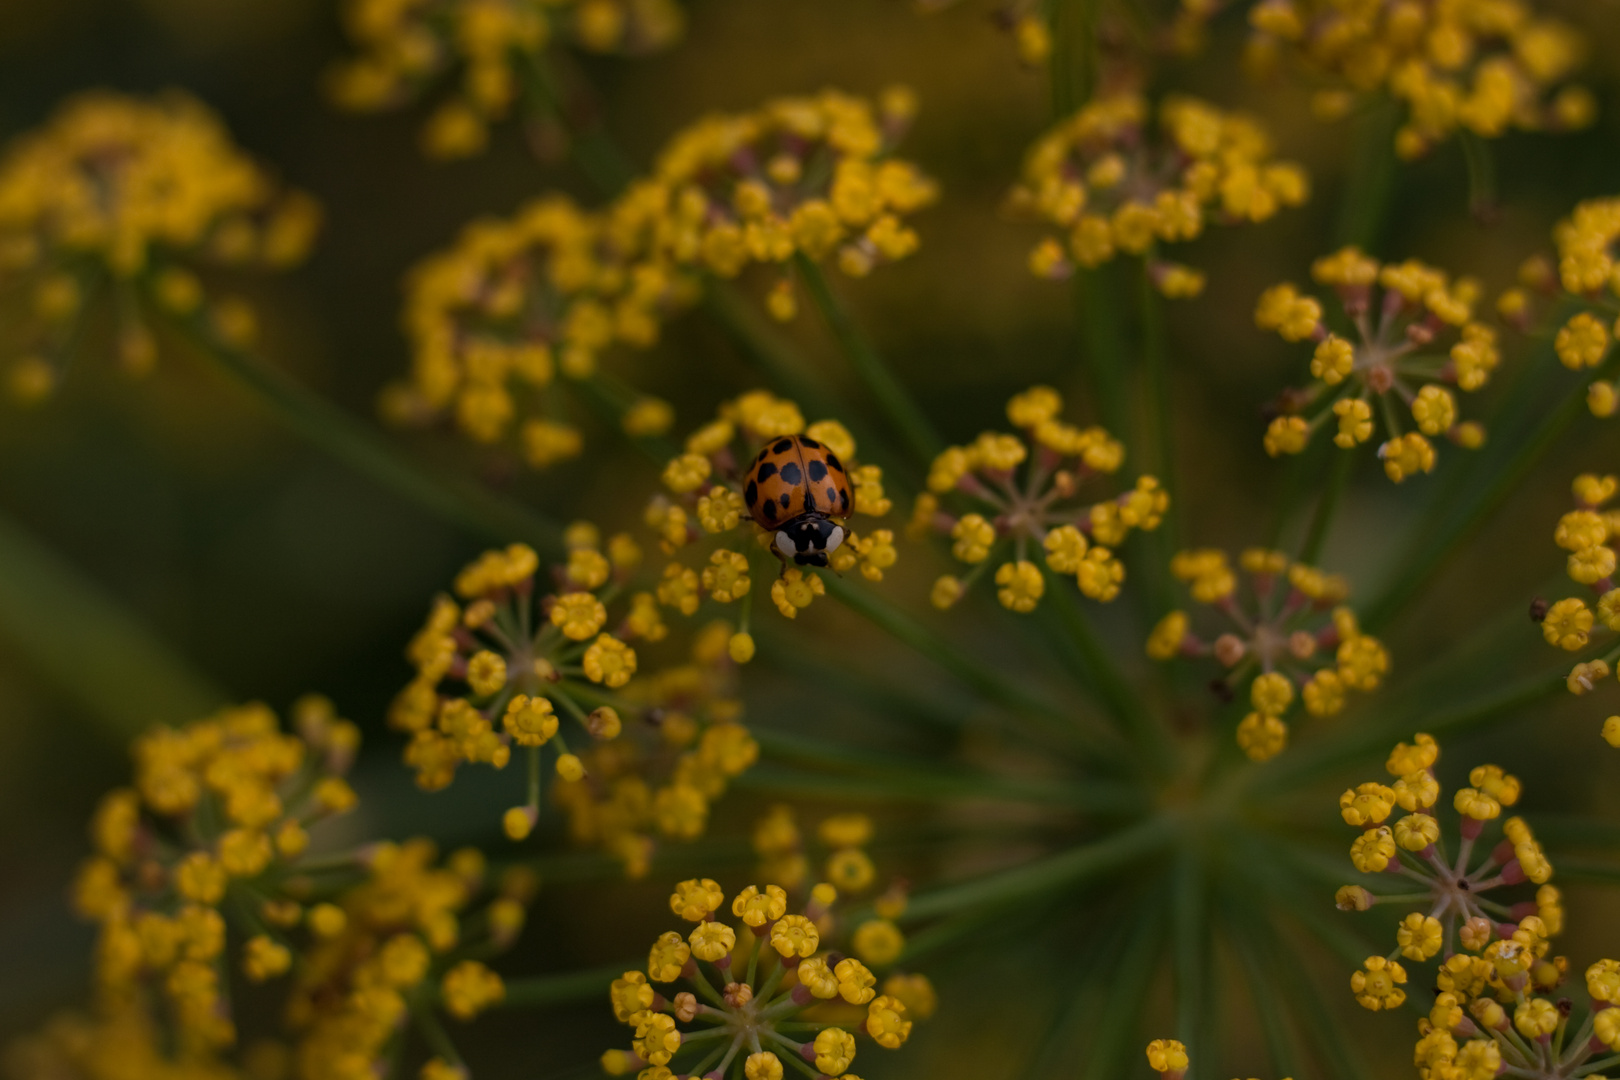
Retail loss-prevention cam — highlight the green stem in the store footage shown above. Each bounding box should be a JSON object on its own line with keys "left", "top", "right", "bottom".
{"left": 796, "top": 255, "right": 944, "bottom": 464}
{"left": 1298, "top": 448, "right": 1354, "bottom": 565}
{"left": 1361, "top": 362, "right": 1602, "bottom": 632}
{"left": 820, "top": 575, "right": 1128, "bottom": 766}
{"left": 899, "top": 815, "right": 1175, "bottom": 921}
{"left": 494, "top": 962, "right": 633, "bottom": 1008}
{"left": 1459, "top": 131, "right": 1498, "bottom": 223}
{"left": 1043, "top": 575, "right": 1173, "bottom": 774}
{"left": 1335, "top": 100, "right": 1400, "bottom": 248}
{"left": 1251, "top": 666, "right": 1566, "bottom": 796}
{"left": 1079, "top": 892, "right": 1166, "bottom": 1080}
{"left": 1047, "top": 0, "right": 1097, "bottom": 119}
{"left": 410, "top": 1001, "right": 465, "bottom": 1068}
{"left": 168, "top": 309, "right": 565, "bottom": 556}
{"left": 1170, "top": 848, "right": 1207, "bottom": 1078}
{"left": 1226, "top": 896, "right": 1303, "bottom": 1078}
{"left": 1072, "top": 266, "right": 1132, "bottom": 444}
{"left": 0, "top": 510, "right": 226, "bottom": 741}
{"left": 519, "top": 53, "right": 636, "bottom": 197}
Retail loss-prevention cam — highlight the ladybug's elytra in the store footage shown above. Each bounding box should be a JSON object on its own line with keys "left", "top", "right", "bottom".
{"left": 743, "top": 434, "right": 853, "bottom": 567}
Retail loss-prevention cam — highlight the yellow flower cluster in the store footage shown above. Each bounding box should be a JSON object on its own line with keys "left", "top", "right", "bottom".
{"left": 602, "top": 875, "right": 932, "bottom": 1080}
{"left": 1258, "top": 247, "right": 1494, "bottom": 481}
{"left": 382, "top": 195, "right": 689, "bottom": 469}
{"left": 69, "top": 699, "right": 358, "bottom": 1054}
{"left": 1147, "top": 548, "right": 1388, "bottom": 760}
{"left": 1010, "top": 93, "right": 1308, "bottom": 297}
{"left": 553, "top": 620, "right": 758, "bottom": 876}
{"left": 0, "top": 91, "right": 319, "bottom": 402}
{"left": 1537, "top": 474, "right": 1620, "bottom": 748}
{"left": 1245, "top": 0, "right": 1593, "bottom": 159}
{"left": 917, "top": 385, "right": 1166, "bottom": 613}
{"left": 1333, "top": 737, "right": 1620, "bottom": 1080}
{"left": 619, "top": 87, "right": 937, "bottom": 320}
{"left": 647, "top": 391, "right": 897, "bottom": 635}
{"left": 1499, "top": 197, "right": 1620, "bottom": 417}
{"left": 391, "top": 537, "right": 652, "bottom": 806}
{"left": 328, "top": 0, "right": 684, "bottom": 159}
{"left": 289, "top": 841, "right": 534, "bottom": 1080}
{"left": 752, "top": 805, "right": 913, "bottom": 967}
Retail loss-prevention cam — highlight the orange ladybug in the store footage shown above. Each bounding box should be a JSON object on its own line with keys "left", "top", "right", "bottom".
{"left": 743, "top": 434, "right": 853, "bottom": 567}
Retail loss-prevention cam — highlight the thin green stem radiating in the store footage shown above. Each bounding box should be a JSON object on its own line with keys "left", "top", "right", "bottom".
{"left": 1361, "top": 362, "right": 1604, "bottom": 632}
{"left": 899, "top": 814, "right": 1176, "bottom": 922}
{"left": 1139, "top": 262, "right": 1178, "bottom": 533}
{"left": 410, "top": 1000, "right": 466, "bottom": 1068}
{"left": 1079, "top": 893, "right": 1167, "bottom": 1080}
{"left": 1226, "top": 898, "right": 1304, "bottom": 1079}
{"left": 495, "top": 962, "right": 636, "bottom": 1008}
{"left": 519, "top": 54, "right": 636, "bottom": 197}
{"left": 1299, "top": 448, "right": 1354, "bottom": 565}
{"left": 1046, "top": 0, "right": 1097, "bottom": 119}
{"left": 1335, "top": 101, "right": 1400, "bottom": 248}
{"left": 170, "top": 310, "right": 566, "bottom": 556}
{"left": 1171, "top": 848, "right": 1208, "bottom": 1079}
{"left": 1072, "top": 267, "right": 1133, "bottom": 445}
{"left": 796, "top": 256, "right": 944, "bottom": 464}
{"left": 0, "top": 510, "right": 226, "bottom": 741}
{"left": 820, "top": 575, "right": 1128, "bottom": 765}
{"left": 1459, "top": 131, "right": 1498, "bottom": 222}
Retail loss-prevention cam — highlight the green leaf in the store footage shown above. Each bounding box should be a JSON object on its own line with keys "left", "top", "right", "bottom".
{"left": 0, "top": 510, "right": 226, "bottom": 741}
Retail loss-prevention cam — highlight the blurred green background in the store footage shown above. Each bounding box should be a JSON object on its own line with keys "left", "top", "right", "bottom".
{"left": 4, "top": 0, "right": 1620, "bottom": 1075}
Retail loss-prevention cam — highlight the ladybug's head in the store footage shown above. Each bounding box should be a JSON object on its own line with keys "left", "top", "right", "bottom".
{"left": 774, "top": 515, "right": 846, "bottom": 567}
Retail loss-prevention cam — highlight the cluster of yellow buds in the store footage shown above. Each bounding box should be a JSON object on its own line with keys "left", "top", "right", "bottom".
{"left": 618, "top": 87, "right": 937, "bottom": 320}
{"left": 69, "top": 699, "right": 359, "bottom": 1055}
{"left": 1537, "top": 474, "right": 1620, "bottom": 749}
{"left": 1010, "top": 93, "right": 1308, "bottom": 297}
{"left": 288, "top": 841, "right": 535, "bottom": 1080}
{"left": 328, "top": 0, "right": 684, "bottom": 159}
{"left": 1333, "top": 737, "right": 1620, "bottom": 1080}
{"left": 1244, "top": 0, "right": 1593, "bottom": 159}
{"left": 916, "top": 386, "right": 1165, "bottom": 613}
{"left": 1258, "top": 247, "right": 1495, "bottom": 482}
{"left": 553, "top": 620, "right": 758, "bottom": 877}
{"left": 382, "top": 194, "right": 691, "bottom": 469}
{"left": 1498, "top": 197, "right": 1620, "bottom": 417}
{"left": 0, "top": 91, "right": 320, "bottom": 402}
{"left": 602, "top": 875, "right": 933, "bottom": 1080}
{"left": 1336, "top": 736, "right": 1557, "bottom": 1003}
{"left": 1147, "top": 548, "right": 1388, "bottom": 760}
{"left": 754, "top": 806, "right": 887, "bottom": 897}
{"left": 647, "top": 391, "right": 897, "bottom": 637}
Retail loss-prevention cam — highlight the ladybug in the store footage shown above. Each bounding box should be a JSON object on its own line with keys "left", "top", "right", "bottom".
{"left": 743, "top": 434, "right": 853, "bottom": 567}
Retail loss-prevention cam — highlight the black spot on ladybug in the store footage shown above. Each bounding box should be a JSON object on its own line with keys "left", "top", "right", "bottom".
{"left": 807, "top": 459, "right": 828, "bottom": 482}
{"left": 825, "top": 486, "right": 838, "bottom": 507}
{"left": 756, "top": 461, "right": 777, "bottom": 481}
{"left": 779, "top": 461, "right": 803, "bottom": 485}
{"left": 799, "top": 436, "right": 821, "bottom": 450}
{"left": 762, "top": 499, "right": 778, "bottom": 523}
{"left": 825, "top": 453, "right": 844, "bottom": 474}
{"left": 839, "top": 489, "right": 850, "bottom": 514}
{"left": 779, "top": 492, "right": 791, "bottom": 508}
{"left": 745, "top": 480, "right": 758, "bottom": 506}
{"left": 804, "top": 487, "right": 818, "bottom": 512}
{"left": 772, "top": 438, "right": 794, "bottom": 454}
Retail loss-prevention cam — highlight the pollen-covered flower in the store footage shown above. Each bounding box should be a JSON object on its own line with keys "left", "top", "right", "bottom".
{"left": 1009, "top": 93, "right": 1307, "bottom": 296}
{"left": 0, "top": 91, "right": 319, "bottom": 403}
{"left": 646, "top": 392, "right": 896, "bottom": 631}
{"left": 1244, "top": 0, "right": 1592, "bottom": 159}
{"left": 601, "top": 876, "right": 930, "bottom": 1079}
{"left": 67, "top": 697, "right": 361, "bottom": 1054}
{"left": 328, "top": 0, "right": 683, "bottom": 160}
{"left": 615, "top": 87, "right": 937, "bottom": 319}
{"left": 913, "top": 385, "right": 1165, "bottom": 612}
{"left": 1258, "top": 247, "right": 1494, "bottom": 481}
{"left": 552, "top": 620, "right": 757, "bottom": 876}
{"left": 1538, "top": 474, "right": 1620, "bottom": 744}
{"left": 1147, "top": 547, "right": 1387, "bottom": 760}
{"left": 285, "top": 841, "right": 536, "bottom": 1077}
{"left": 381, "top": 195, "right": 690, "bottom": 468}
{"left": 1505, "top": 198, "right": 1620, "bottom": 415}
{"left": 1334, "top": 734, "right": 1564, "bottom": 1004}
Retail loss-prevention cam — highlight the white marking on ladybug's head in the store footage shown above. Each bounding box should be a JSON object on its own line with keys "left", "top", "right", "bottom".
{"left": 775, "top": 531, "right": 796, "bottom": 557}
{"left": 825, "top": 525, "right": 845, "bottom": 553}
